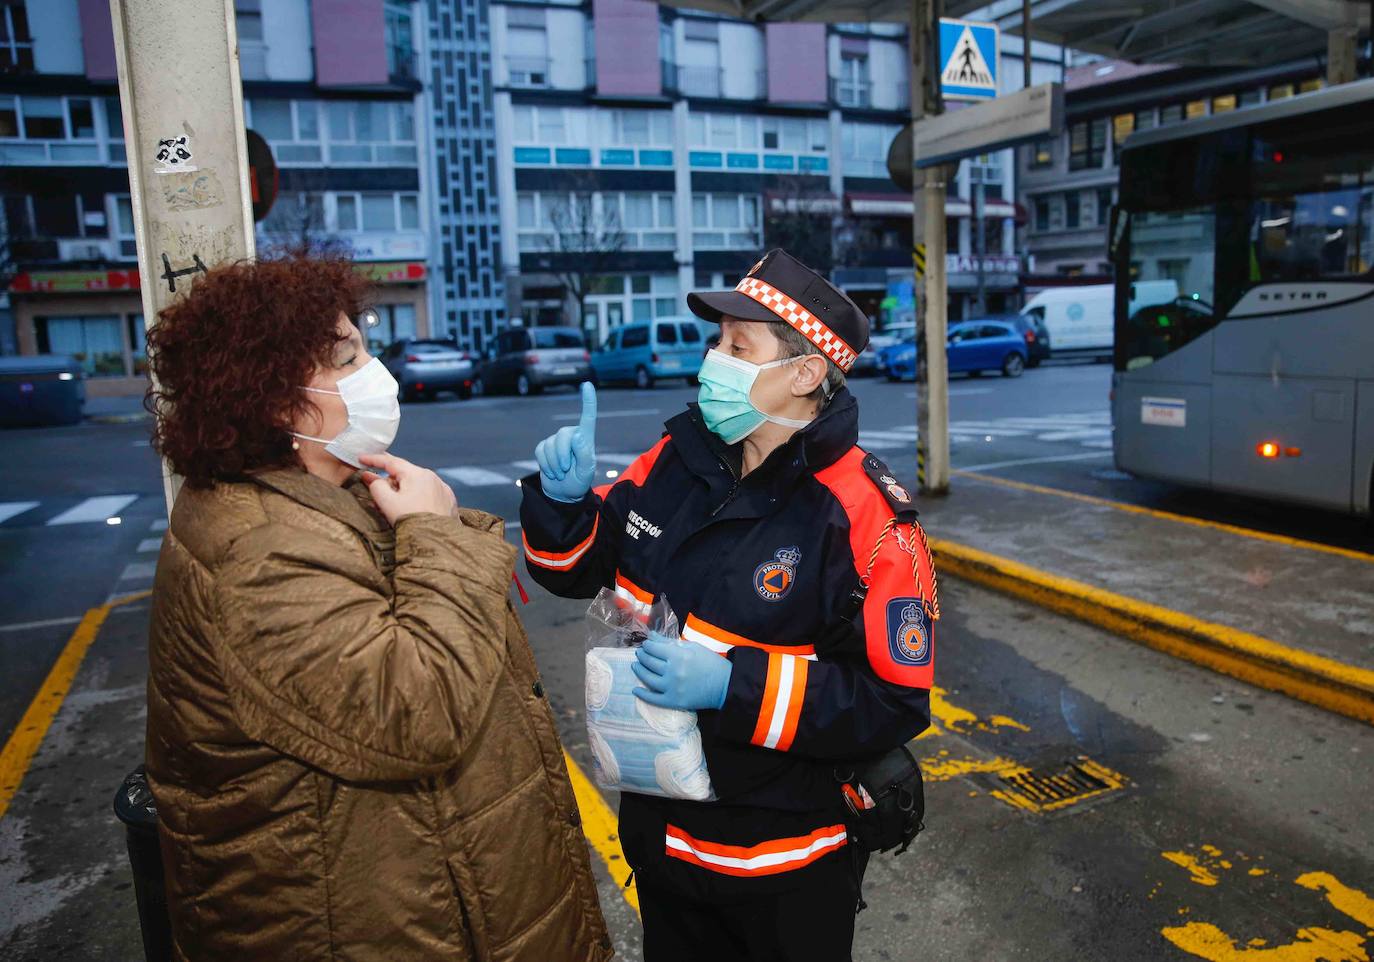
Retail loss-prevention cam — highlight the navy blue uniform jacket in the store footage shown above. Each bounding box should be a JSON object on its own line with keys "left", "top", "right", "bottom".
{"left": 520, "top": 388, "right": 938, "bottom": 897}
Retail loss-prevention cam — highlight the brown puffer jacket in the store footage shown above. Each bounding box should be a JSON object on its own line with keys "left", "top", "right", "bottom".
{"left": 145, "top": 468, "right": 612, "bottom": 962}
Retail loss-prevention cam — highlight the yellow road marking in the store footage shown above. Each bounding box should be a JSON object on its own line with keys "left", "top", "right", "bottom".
{"left": 1159, "top": 847, "right": 1374, "bottom": 961}
{"left": 0, "top": 590, "right": 152, "bottom": 822}
{"left": 929, "top": 537, "right": 1374, "bottom": 726}
{"left": 564, "top": 750, "right": 639, "bottom": 914}
{"left": 950, "top": 469, "right": 1374, "bottom": 565}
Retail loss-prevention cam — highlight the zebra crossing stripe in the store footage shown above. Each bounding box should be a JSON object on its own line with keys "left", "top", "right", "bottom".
{"left": 0, "top": 502, "right": 39, "bottom": 524}
{"left": 439, "top": 467, "right": 514, "bottom": 487}
{"left": 45, "top": 495, "right": 138, "bottom": 526}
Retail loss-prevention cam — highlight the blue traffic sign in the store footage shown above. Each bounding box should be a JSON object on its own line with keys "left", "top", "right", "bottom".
{"left": 939, "top": 18, "right": 999, "bottom": 101}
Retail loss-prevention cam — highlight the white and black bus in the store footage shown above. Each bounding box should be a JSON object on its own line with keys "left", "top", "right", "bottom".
{"left": 1111, "top": 79, "right": 1374, "bottom": 515}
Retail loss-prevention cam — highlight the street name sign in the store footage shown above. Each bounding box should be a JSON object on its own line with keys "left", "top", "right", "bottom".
{"left": 912, "top": 82, "right": 1064, "bottom": 169}
{"left": 939, "top": 18, "right": 998, "bottom": 101}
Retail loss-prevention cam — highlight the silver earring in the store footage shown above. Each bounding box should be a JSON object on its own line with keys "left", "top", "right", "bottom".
{"left": 292, "top": 439, "right": 300, "bottom": 451}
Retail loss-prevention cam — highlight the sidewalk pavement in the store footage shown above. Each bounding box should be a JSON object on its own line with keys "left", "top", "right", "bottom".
{"left": 83, "top": 393, "right": 150, "bottom": 425}
{"left": 916, "top": 472, "right": 1374, "bottom": 721}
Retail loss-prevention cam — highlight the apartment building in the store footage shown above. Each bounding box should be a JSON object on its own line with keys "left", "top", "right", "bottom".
{"left": 487, "top": 0, "right": 1048, "bottom": 344}
{"left": 1, "top": 0, "right": 433, "bottom": 396}
{"left": 1019, "top": 56, "right": 1332, "bottom": 292}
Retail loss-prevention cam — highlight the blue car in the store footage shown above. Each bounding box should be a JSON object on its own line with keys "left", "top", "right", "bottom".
{"left": 881, "top": 320, "right": 1029, "bottom": 381}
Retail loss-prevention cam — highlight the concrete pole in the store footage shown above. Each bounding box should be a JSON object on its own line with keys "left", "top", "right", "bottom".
{"left": 912, "top": 0, "right": 950, "bottom": 496}
{"left": 110, "top": 0, "right": 256, "bottom": 513}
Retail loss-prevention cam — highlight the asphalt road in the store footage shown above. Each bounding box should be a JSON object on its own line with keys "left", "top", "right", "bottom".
{"left": 2, "top": 362, "right": 1372, "bottom": 960}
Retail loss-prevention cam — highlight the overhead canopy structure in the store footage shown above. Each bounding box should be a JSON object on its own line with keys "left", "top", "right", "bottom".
{"left": 670, "top": 0, "right": 1370, "bottom": 69}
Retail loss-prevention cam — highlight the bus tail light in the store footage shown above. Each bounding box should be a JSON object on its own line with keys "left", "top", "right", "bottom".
{"left": 1257, "top": 442, "right": 1280, "bottom": 458}
{"left": 1285, "top": 447, "right": 1302, "bottom": 458}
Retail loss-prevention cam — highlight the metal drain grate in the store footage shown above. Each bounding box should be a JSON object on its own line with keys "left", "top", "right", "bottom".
{"left": 990, "top": 756, "right": 1128, "bottom": 815}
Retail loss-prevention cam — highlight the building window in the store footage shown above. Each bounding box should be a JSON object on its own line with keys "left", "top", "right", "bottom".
{"left": 1185, "top": 99, "right": 1208, "bottom": 119}
{"left": 39, "top": 316, "right": 126, "bottom": 377}
{"left": 841, "top": 122, "right": 901, "bottom": 178}
{"left": 1064, "top": 191, "right": 1080, "bottom": 229}
{"left": 506, "top": 7, "right": 549, "bottom": 88}
{"left": 604, "top": 192, "right": 676, "bottom": 249}
{"left": 1112, "top": 113, "right": 1134, "bottom": 146}
{"left": 0, "top": 2, "right": 35, "bottom": 73}
{"left": 322, "top": 100, "right": 416, "bottom": 165}
{"left": 385, "top": 0, "right": 416, "bottom": 82}
{"left": 1268, "top": 83, "right": 1294, "bottom": 101}
{"left": 512, "top": 105, "right": 573, "bottom": 145}
{"left": 516, "top": 191, "right": 672, "bottom": 252}
{"left": 1096, "top": 188, "right": 1113, "bottom": 227}
{"left": 692, "top": 193, "right": 761, "bottom": 250}
{"left": 248, "top": 99, "right": 327, "bottom": 164}
{"left": 598, "top": 109, "right": 672, "bottom": 146}
{"left": 1159, "top": 104, "right": 1184, "bottom": 126}
{"left": 0, "top": 94, "right": 102, "bottom": 159}
{"left": 1033, "top": 198, "right": 1050, "bottom": 233}
{"left": 1029, "top": 139, "right": 1053, "bottom": 169}
{"left": 678, "top": 21, "right": 721, "bottom": 98}
{"left": 1212, "top": 93, "right": 1237, "bottom": 114}
{"left": 1068, "top": 119, "right": 1106, "bottom": 171}
{"left": 835, "top": 53, "right": 871, "bottom": 108}
{"left": 1298, "top": 78, "right": 1323, "bottom": 94}
{"left": 113, "top": 195, "right": 138, "bottom": 258}
{"left": 1238, "top": 89, "right": 1262, "bottom": 107}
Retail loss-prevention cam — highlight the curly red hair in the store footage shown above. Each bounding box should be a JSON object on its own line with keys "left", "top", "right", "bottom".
{"left": 147, "top": 255, "right": 373, "bottom": 488}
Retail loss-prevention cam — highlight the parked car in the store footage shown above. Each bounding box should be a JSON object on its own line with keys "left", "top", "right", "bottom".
{"left": 883, "top": 320, "right": 1030, "bottom": 381}
{"left": 476, "top": 326, "right": 593, "bottom": 396}
{"left": 865, "top": 323, "right": 916, "bottom": 377}
{"left": 380, "top": 338, "right": 476, "bottom": 401}
{"left": 592, "top": 317, "right": 706, "bottom": 388}
{"left": 981, "top": 313, "right": 1051, "bottom": 368}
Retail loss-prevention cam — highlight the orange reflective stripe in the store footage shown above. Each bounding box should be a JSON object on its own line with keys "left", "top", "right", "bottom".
{"left": 592, "top": 436, "right": 671, "bottom": 499}
{"left": 523, "top": 516, "right": 599, "bottom": 570}
{"left": 614, "top": 573, "right": 653, "bottom": 604}
{"left": 774, "top": 656, "right": 809, "bottom": 753}
{"left": 750, "top": 652, "right": 785, "bottom": 748}
{"left": 664, "top": 823, "right": 848, "bottom": 877}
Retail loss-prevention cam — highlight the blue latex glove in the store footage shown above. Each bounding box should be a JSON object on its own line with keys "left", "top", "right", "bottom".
{"left": 534, "top": 382, "right": 598, "bottom": 503}
{"left": 632, "top": 632, "right": 732, "bottom": 711}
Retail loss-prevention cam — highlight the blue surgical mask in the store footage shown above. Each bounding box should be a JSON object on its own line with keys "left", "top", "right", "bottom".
{"left": 696, "top": 349, "right": 813, "bottom": 444}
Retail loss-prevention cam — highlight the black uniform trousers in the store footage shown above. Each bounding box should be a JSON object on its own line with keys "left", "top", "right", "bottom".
{"left": 638, "top": 850, "right": 868, "bottom": 962}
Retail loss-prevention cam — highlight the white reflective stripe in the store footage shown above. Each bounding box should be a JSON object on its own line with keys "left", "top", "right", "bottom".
{"left": 680, "top": 621, "right": 818, "bottom": 660}
{"left": 614, "top": 584, "right": 651, "bottom": 614}
{"left": 524, "top": 539, "right": 593, "bottom": 569}
{"left": 762, "top": 655, "right": 796, "bottom": 750}
{"left": 681, "top": 623, "right": 732, "bottom": 654}
{"left": 664, "top": 830, "right": 848, "bottom": 873}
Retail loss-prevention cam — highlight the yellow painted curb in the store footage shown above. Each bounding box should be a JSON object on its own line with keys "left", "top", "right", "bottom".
{"left": 564, "top": 750, "right": 639, "bottom": 914}
{"left": 928, "top": 538, "right": 1374, "bottom": 726}
{"left": 0, "top": 589, "right": 153, "bottom": 822}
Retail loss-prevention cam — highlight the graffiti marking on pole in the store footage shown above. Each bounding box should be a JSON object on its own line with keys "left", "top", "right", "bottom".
{"left": 160, "top": 252, "right": 208, "bottom": 293}
{"left": 154, "top": 135, "right": 197, "bottom": 173}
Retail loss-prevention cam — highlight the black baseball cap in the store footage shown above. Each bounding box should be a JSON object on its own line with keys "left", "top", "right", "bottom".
{"left": 686, "top": 249, "right": 869, "bottom": 373}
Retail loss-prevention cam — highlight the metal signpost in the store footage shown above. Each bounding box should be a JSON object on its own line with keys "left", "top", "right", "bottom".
{"left": 110, "top": 0, "right": 257, "bottom": 512}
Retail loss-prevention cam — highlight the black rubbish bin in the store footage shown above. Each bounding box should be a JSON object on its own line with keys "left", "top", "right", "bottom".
{"left": 0, "top": 355, "right": 85, "bottom": 427}
{"left": 113, "top": 765, "right": 173, "bottom": 962}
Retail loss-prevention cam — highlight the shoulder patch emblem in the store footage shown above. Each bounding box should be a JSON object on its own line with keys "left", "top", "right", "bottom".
{"left": 886, "top": 598, "right": 933, "bottom": 666}
{"left": 887, "top": 482, "right": 911, "bottom": 504}
{"left": 860, "top": 452, "right": 919, "bottom": 520}
{"left": 754, "top": 545, "right": 801, "bottom": 602}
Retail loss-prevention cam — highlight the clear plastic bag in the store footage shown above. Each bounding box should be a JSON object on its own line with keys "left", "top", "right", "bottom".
{"left": 584, "top": 587, "right": 715, "bottom": 801}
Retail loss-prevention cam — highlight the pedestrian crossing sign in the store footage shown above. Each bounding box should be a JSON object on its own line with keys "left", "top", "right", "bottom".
{"left": 939, "top": 18, "right": 998, "bottom": 101}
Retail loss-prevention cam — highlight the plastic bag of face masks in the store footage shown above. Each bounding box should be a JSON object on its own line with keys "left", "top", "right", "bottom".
{"left": 584, "top": 588, "right": 715, "bottom": 802}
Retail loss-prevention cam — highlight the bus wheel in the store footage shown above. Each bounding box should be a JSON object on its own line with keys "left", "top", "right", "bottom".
{"left": 1002, "top": 353, "right": 1025, "bottom": 377}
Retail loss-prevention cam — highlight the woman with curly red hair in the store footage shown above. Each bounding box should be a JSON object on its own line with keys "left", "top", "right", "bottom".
{"left": 143, "top": 255, "right": 611, "bottom": 962}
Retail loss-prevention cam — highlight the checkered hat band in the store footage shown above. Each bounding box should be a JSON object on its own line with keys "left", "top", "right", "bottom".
{"left": 734, "top": 277, "right": 859, "bottom": 373}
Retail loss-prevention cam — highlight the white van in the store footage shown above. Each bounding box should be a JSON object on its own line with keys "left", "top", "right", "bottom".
{"left": 1021, "top": 281, "right": 1178, "bottom": 358}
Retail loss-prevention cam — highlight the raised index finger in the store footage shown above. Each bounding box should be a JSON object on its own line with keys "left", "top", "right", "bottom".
{"left": 576, "top": 381, "right": 598, "bottom": 443}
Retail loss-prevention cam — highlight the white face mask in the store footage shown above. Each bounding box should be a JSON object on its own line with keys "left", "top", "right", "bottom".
{"left": 292, "top": 357, "right": 401, "bottom": 469}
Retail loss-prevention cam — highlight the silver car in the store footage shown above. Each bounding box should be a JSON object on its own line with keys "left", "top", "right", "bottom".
{"left": 477, "top": 326, "right": 593, "bottom": 396}
{"left": 381, "top": 338, "right": 477, "bottom": 402}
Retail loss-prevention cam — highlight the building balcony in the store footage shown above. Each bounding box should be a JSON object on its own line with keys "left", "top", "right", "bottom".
{"left": 388, "top": 48, "right": 420, "bottom": 87}
{"left": 507, "top": 56, "right": 551, "bottom": 89}
{"left": 832, "top": 78, "right": 871, "bottom": 109}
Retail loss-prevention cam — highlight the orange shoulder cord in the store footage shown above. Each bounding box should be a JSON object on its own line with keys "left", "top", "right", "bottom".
{"left": 860, "top": 518, "right": 941, "bottom": 622}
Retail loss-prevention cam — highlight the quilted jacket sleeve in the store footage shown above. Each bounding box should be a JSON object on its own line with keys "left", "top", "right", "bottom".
{"left": 212, "top": 512, "right": 516, "bottom": 783}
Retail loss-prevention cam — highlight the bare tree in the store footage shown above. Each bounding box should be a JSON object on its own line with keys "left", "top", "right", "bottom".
{"left": 261, "top": 177, "right": 349, "bottom": 257}
{"left": 543, "top": 179, "right": 626, "bottom": 338}
{"left": 763, "top": 176, "right": 845, "bottom": 274}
